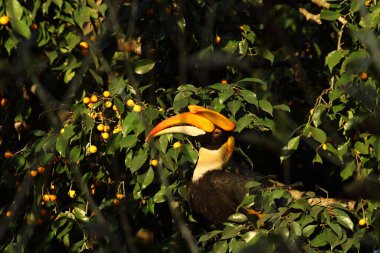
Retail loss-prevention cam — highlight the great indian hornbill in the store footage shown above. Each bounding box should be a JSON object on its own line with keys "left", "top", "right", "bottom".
{"left": 145, "top": 105, "right": 263, "bottom": 225}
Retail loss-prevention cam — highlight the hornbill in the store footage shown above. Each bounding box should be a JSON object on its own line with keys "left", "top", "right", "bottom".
{"left": 145, "top": 105, "right": 262, "bottom": 225}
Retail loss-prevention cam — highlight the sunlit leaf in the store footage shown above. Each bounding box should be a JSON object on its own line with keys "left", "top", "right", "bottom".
{"left": 134, "top": 59, "right": 156, "bottom": 74}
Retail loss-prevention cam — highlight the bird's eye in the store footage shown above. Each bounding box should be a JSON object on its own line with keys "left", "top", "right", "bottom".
{"left": 212, "top": 129, "right": 222, "bottom": 138}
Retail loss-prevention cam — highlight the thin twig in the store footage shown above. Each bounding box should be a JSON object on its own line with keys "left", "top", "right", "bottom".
{"left": 299, "top": 8, "right": 322, "bottom": 24}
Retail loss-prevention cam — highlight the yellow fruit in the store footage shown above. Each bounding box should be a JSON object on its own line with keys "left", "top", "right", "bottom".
{"left": 49, "top": 194, "right": 57, "bottom": 202}
{"left": 112, "top": 105, "right": 118, "bottom": 111}
{"left": 133, "top": 104, "right": 142, "bottom": 112}
{"left": 31, "top": 23, "right": 38, "bottom": 30}
{"left": 37, "top": 166, "right": 46, "bottom": 174}
{"left": 0, "top": 16, "right": 10, "bottom": 26}
{"left": 6, "top": 210, "right": 11, "bottom": 217}
{"left": 126, "top": 99, "right": 135, "bottom": 107}
{"left": 89, "top": 145, "right": 97, "bottom": 154}
{"left": 105, "top": 101, "right": 112, "bottom": 108}
{"left": 103, "top": 125, "right": 110, "bottom": 132}
{"left": 90, "top": 188, "right": 95, "bottom": 195}
{"left": 68, "top": 190, "right": 76, "bottom": 198}
{"left": 60, "top": 128, "right": 65, "bottom": 134}
{"left": 116, "top": 193, "right": 124, "bottom": 200}
{"left": 1, "top": 97, "right": 7, "bottom": 107}
{"left": 309, "top": 108, "right": 314, "bottom": 115}
{"left": 79, "top": 41, "right": 89, "bottom": 49}
{"left": 103, "top": 91, "right": 111, "bottom": 98}
{"left": 30, "top": 170, "right": 38, "bottom": 177}
{"left": 173, "top": 141, "right": 182, "bottom": 149}
{"left": 358, "top": 218, "right": 366, "bottom": 226}
{"left": 90, "top": 95, "right": 98, "bottom": 103}
{"left": 50, "top": 184, "right": 55, "bottom": 190}
{"left": 97, "top": 124, "right": 105, "bottom": 131}
{"left": 113, "top": 128, "right": 122, "bottom": 134}
{"left": 150, "top": 159, "right": 158, "bottom": 167}
{"left": 322, "top": 144, "right": 327, "bottom": 150}
{"left": 87, "top": 102, "right": 94, "bottom": 108}
{"left": 42, "top": 194, "right": 50, "bottom": 202}
{"left": 4, "top": 151, "right": 13, "bottom": 159}
{"left": 361, "top": 72, "right": 368, "bottom": 80}
{"left": 101, "top": 132, "right": 109, "bottom": 140}
{"left": 90, "top": 112, "right": 97, "bottom": 119}
{"left": 113, "top": 199, "right": 120, "bottom": 206}
{"left": 83, "top": 97, "right": 90, "bottom": 104}
{"left": 221, "top": 79, "right": 228, "bottom": 84}
{"left": 215, "top": 35, "right": 221, "bottom": 45}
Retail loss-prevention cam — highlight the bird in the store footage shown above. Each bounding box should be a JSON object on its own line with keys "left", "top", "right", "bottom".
{"left": 145, "top": 105, "right": 264, "bottom": 225}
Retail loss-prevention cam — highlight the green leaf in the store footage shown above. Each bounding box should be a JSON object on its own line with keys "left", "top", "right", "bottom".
{"left": 324, "top": 228, "right": 340, "bottom": 249}
{"left": 221, "top": 225, "right": 245, "bottom": 239}
{"left": 312, "top": 104, "right": 327, "bottom": 127}
{"left": 312, "top": 152, "right": 323, "bottom": 164}
{"left": 258, "top": 99, "right": 273, "bottom": 116}
{"left": 82, "top": 114, "right": 95, "bottom": 133}
{"left": 354, "top": 141, "right": 368, "bottom": 155}
{"left": 55, "top": 136, "right": 67, "bottom": 157}
{"left": 290, "top": 221, "right": 302, "bottom": 237}
{"left": 310, "top": 232, "right": 328, "bottom": 247}
{"left": 228, "top": 213, "right": 248, "bottom": 223}
{"left": 325, "top": 50, "right": 346, "bottom": 72}
{"left": 280, "top": 136, "right": 300, "bottom": 162}
{"left": 198, "top": 230, "right": 222, "bottom": 243}
{"left": 74, "top": 6, "right": 91, "bottom": 28}
{"left": 239, "top": 89, "right": 258, "bottom": 107}
{"left": 320, "top": 10, "right": 340, "bottom": 21}
{"left": 290, "top": 198, "right": 310, "bottom": 211}
{"left": 114, "top": 97, "right": 125, "bottom": 115}
{"left": 109, "top": 78, "right": 127, "bottom": 95}
{"left": 11, "top": 19, "right": 31, "bottom": 39}
{"left": 236, "top": 114, "right": 252, "bottom": 132}
{"left": 254, "top": 47, "right": 274, "bottom": 63}
{"left": 237, "top": 78, "right": 264, "bottom": 86}
{"left": 302, "top": 224, "right": 317, "bottom": 237}
{"left": 69, "top": 146, "right": 82, "bottom": 162}
{"left": 119, "top": 135, "right": 138, "bottom": 149}
{"left": 212, "top": 240, "right": 228, "bottom": 253}
{"left": 227, "top": 100, "right": 242, "bottom": 116}
{"left": 334, "top": 209, "right": 354, "bottom": 231}
{"left": 134, "top": 59, "right": 156, "bottom": 74}
{"left": 130, "top": 153, "right": 148, "bottom": 173}
{"left": 153, "top": 187, "right": 167, "bottom": 203}
{"left": 340, "top": 160, "right": 356, "bottom": 181}
{"left": 173, "top": 91, "right": 192, "bottom": 112}
{"left": 304, "top": 125, "right": 327, "bottom": 144}
{"left": 6, "top": 0, "right": 23, "bottom": 19}
{"left": 141, "top": 168, "right": 154, "bottom": 189}
{"left": 106, "top": 134, "right": 121, "bottom": 155}
{"left": 122, "top": 112, "right": 140, "bottom": 135}
{"left": 273, "top": 104, "right": 290, "bottom": 112}
{"left": 328, "top": 222, "right": 343, "bottom": 239}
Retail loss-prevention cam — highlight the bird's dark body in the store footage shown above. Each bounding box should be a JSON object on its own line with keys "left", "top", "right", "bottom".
{"left": 187, "top": 170, "right": 249, "bottom": 225}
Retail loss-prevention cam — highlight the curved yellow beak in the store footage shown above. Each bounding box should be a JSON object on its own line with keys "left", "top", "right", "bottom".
{"left": 145, "top": 105, "right": 236, "bottom": 141}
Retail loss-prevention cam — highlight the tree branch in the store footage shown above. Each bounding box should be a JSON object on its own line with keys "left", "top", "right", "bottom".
{"left": 299, "top": 8, "right": 322, "bottom": 24}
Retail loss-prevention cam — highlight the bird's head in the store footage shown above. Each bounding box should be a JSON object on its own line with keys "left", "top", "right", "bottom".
{"left": 146, "top": 105, "right": 236, "bottom": 181}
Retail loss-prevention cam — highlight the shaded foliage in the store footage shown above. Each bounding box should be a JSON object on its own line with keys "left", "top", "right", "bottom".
{"left": 0, "top": 0, "right": 379, "bottom": 252}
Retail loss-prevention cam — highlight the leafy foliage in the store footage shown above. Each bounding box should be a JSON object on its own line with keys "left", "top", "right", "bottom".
{"left": 0, "top": 0, "right": 379, "bottom": 252}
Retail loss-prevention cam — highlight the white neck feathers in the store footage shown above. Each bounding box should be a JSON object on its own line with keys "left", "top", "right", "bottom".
{"left": 192, "top": 147, "right": 225, "bottom": 182}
